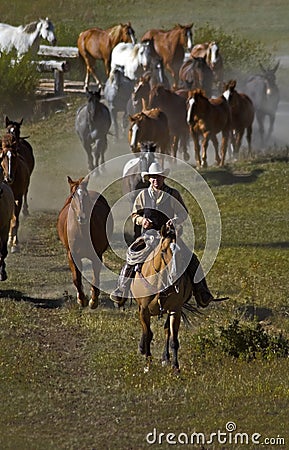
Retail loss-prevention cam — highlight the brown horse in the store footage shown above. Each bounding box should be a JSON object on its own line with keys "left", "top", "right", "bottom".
{"left": 148, "top": 85, "right": 190, "bottom": 160}
{"left": 0, "top": 179, "right": 14, "bottom": 280}
{"left": 0, "top": 133, "right": 30, "bottom": 253}
{"left": 179, "top": 56, "right": 213, "bottom": 97}
{"left": 141, "top": 24, "right": 194, "bottom": 89}
{"left": 191, "top": 42, "right": 224, "bottom": 94}
{"left": 130, "top": 224, "right": 197, "bottom": 372}
{"left": 57, "top": 176, "right": 113, "bottom": 309}
{"left": 187, "top": 89, "right": 231, "bottom": 168}
{"left": 128, "top": 106, "right": 170, "bottom": 156}
{"left": 77, "top": 22, "right": 136, "bottom": 89}
{"left": 223, "top": 80, "right": 255, "bottom": 158}
{"left": 5, "top": 115, "right": 35, "bottom": 215}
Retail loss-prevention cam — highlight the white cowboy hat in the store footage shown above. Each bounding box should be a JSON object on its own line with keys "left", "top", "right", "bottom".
{"left": 141, "top": 161, "right": 170, "bottom": 180}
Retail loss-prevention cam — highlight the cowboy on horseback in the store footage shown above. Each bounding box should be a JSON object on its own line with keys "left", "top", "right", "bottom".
{"left": 110, "top": 161, "right": 214, "bottom": 308}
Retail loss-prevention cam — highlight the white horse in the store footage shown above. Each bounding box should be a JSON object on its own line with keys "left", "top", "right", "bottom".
{"left": 110, "top": 39, "right": 158, "bottom": 80}
{"left": 0, "top": 18, "right": 56, "bottom": 57}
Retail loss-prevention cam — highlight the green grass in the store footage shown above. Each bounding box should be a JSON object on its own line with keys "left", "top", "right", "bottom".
{"left": 0, "top": 1, "right": 289, "bottom": 449}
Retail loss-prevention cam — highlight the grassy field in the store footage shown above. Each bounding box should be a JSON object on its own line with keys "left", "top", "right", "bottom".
{"left": 0, "top": 2, "right": 289, "bottom": 449}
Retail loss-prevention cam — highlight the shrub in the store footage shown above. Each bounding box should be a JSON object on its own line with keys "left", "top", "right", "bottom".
{"left": 194, "top": 319, "right": 289, "bottom": 361}
{"left": 0, "top": 52, "right": 39, "bottom": 119}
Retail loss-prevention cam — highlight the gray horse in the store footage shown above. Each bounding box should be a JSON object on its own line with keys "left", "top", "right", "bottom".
{"left": 245, "top": 62, "right": 280, "bottom": 147}
{"left": 75, "top": 88, "right": 111, "bottom": 171}
{"left": 103, "top": 66, "right": 135, "bottom": 140}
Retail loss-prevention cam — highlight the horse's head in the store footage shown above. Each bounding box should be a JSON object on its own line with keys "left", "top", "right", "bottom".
{"left": 207, "top": 42, "right": 220, "bottom": 68}
{"left": 260, "top": 62, "right": 280, "bottom": 93}
{"left": 68, "top": 176, "right": 90, "bottom": 225}
{"left": 5, "top": 116, "right": 23, "bottom": 141}
{"left": 186, "top": 88, "right": 206, "bottom": 124}
{"left": 39, "top": 18, "right": 57, "bottom": 45}
{"left": 139, "top": 38, "right": 160, "bottom": 71}
{"left": 223, "top": 79, "right": 237, "bottom": 102}
{"left": 86, "top": 87, "right": 101, "bottom": 122}
{"left": 176, "top": 23, "right": 194, "bottom": 51}
{"left": 121, "top": 22, "right": 136, "bottom": 45}
{"left": 128, "top": 113, "right": 143, "bottom": 152}
{"left": 0, "top": 134, "right": 18, "bottom": 184}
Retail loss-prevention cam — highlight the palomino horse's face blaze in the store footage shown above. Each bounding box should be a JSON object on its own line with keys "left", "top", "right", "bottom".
{"left": 39, "top": 18, "right": 57, "bottom": 45}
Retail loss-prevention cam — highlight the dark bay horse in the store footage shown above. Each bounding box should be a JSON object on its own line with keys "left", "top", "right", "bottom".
{"left": 57, "top": 176, "right": 113, "bottom": 309}
{"left": 244, "top": 62, "right": 280, "bottom": 146}
{"left": 187, "top": 89, "right": 231, "bottom": 167}
{"left": 191, "top": 41, "right": 224, "bottom": 94}
{"left": 148, "top": 85, "right": 190, "bottom": 160}
{"left": 179, "top": 56, "right": 213, "bottom": 97}
{"left": 223, "top": 80, "right": 255, "bottom": 158}
{"left": 141, "top": 24, "right": 194, "bottom": 89}
{"left": 130, "top": 224, "right": 197, "bottom": 372}
{"left": 0, "top": 179, "right": 14, "bottom": 280}
{"left": 128, "top": 107, "right": 170, "bottom": 156}
{"left": 77, "top": 22, "right": 136, "bottom": 89}
{"left": 75, "top": 88, "right": 111, "bottom": 171}
{"left": 5, "top": 115, "right": 35, "bottom": 215}
{"left": 103, "top": 66, "right": 135, "bottom": 139}
{"left": 0, "top": 133, "right": 30, "bottom": 253}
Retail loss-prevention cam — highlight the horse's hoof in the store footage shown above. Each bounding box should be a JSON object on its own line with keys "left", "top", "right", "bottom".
{"left": 10, "top": 245, "right": 20, "bottom": 254}
{"left": 161, "top": 360, "right": 170, "bottom": 367}
{"left": 88, "top": 298, "right": 98, "bottom": 309}
{"left": 0, "top": 271, "right": 7, "bottom": 281}
{"left": 77, "top": 296, "right": 88, "bottom": 307}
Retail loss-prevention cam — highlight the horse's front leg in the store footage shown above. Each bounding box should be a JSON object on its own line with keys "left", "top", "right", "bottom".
{"left": 201, "top": 132, "right": 211, "bottom": 168}
{"left": 169, "top": 311, "right": 181, "bottom": 372}
{"left": 0, "top": 241, "right": 8, "bottom": 281}
{"left": 89, "top": 259, "right": 101, "bottom": 309}
{"left": 139, "top": 305, "right": 153, "bottom": 369}
{"left": 67, "top": 251, "right": 88, "bottom": 307}
{"left": 9, "top": 199, "right": 22, "bottom": 253}
{"left": 219, "top": 132, "right": 229, "bottom": 166}
{"left": 211, "top": 134, "right": 221, "bottom": 166}
{"left": 191, "top": 129, "right": 201, "bottom": 167}
{"left": 162, "top": 315, "right": 170, "bottom": 366}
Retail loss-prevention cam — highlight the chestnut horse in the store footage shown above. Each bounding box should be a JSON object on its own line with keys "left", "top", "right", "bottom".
{"left": 223, "top": 80, "right": 255, "bottom": 158}
{"left": 141, "top": 24, "right": 194, "bottom": 89}
{"left": 0, "top": 133, "right": 30, "bottom": 253}
{"left": 0, "top": 179, "right": 14, "bottom": 280}
{"left": 57, "top": 176, "right": 113, "bottom": 309}
{"left": 191, "top": 42, "right": 223, "bottom": 94}
{"left": 187, "top": 89, "right": 231, "bottom": 168}
{"left": 148, "top": 85, "right": 190, "bottom": 160}
{"left": 128, "top": 107, "right": 170, "bottom": 156}
{"left": 5, "top": 116, "right": 35, "bottom": 215}
{"left": 77, "top": 22, "right": 136, "bottom": 89}
{"left": 130, "top": 224, "right": 197, "bottom": 372}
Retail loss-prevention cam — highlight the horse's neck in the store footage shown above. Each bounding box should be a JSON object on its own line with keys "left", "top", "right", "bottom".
{"left": 14, "top": 22, "right": 41, "bottom": 54}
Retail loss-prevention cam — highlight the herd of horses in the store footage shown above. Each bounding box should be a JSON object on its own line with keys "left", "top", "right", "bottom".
{"left": 0, "top": 18, "right": 282, "bottom": 371}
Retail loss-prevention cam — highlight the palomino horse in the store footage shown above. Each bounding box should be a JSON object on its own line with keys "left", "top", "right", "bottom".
{"left": 77, "top": 22, "right": 136, "bottom": 89}
{"left": 191, "top": 42, "right": 223, "bottom": 94}
{"left": 187, "top": 89, "right": 231, "bottom": 168}
{"left": 130, "top": 224, "right": 197, "bottom": 372}
{"left": 148, "top": 85, "right": 190, "bottom": 160}
{"left": 110, "top": 39, "right": 158, "bottom": 81}
{"left": 103, "top": 66, "right": 135, "bottom": 139}
{"left": 141, "top": 24, "right": 194, "bottom": 89}
{"left": 0, "top": 177, "right": 14, "bottom": 280}
{"left": 223, "top": 80, "right": 255, "bottom": 158}
{"left": 5, "top": 116, "right": 35, "bottom": 215}
{"left": 128, "top": 107, "right": 170, "bottom": 156}
{"left": 0, "top": 18, "right": 56, "bottom": 57}
{"left": 0, "top": 134, "right": 30, "bottom": 253}
{"left": 244, "top": 62, "right": 280, "bottom": 147}
{"left": 179, "top": 56, "right": 213, "bottom": 97}
{"left": 75, "top": 88, "right": 111, "bottom": 171}
{"left": 57, "top": 176, "right": 113, "bottom": 309}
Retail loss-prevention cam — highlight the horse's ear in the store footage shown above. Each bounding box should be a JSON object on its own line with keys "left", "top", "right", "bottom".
{"left": 273, "top": 60, "right": 280, "bottom": 73}
{"left": 19, "top": 118, "right": 23, "bottom": 126}
{"left": 67, "top": 176, "right": 73, "bottom": 185}
{"left": 5, "top": 116, "right": 10, "bottom": 127}
{"left": 259, "top": 63, "right": 266, "bottom": 74}
{"left": 160, "top": 224, "right": 167, "bottom": 237}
